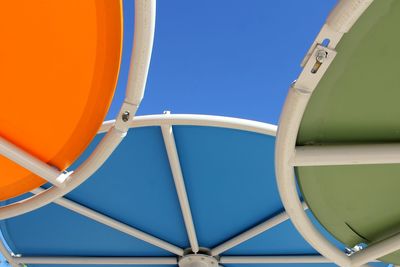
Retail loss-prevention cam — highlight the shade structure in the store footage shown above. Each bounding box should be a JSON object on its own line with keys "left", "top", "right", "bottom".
{"left": 0, "top": 1, "right": 122, "bottom": 200}
{"left": 1, "top": 114, "right": 384, "bottom": 267}
{"left": 275, "top": 0, "right": 400, "bottom": 266}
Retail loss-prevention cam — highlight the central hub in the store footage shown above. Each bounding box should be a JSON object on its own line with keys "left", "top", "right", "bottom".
{"left": 179, "top": 254, "right": 218, "bottom": 267}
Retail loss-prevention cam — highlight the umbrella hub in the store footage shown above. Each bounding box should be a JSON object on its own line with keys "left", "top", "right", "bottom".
{"left": 179, "top": 254, "right": 219, "bottom": 267}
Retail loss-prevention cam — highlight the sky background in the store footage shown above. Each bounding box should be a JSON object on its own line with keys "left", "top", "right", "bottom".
{"left": 107, "top": 0, "right": 337, "bottom": 125}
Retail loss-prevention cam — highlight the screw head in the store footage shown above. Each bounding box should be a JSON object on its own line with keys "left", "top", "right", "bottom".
{"left": 315, "top": 50, "right": 328, "bottom": 63}
{"left": 122, "top": 111, "right": 130, "bottom": 122}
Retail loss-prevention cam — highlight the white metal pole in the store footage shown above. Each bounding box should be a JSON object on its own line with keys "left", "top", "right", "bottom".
{"left": 0, "top": 127, "right": 125, "bottom": 219}
{"left": 124, "top": 0, "right": 155, "bottom": 106}
{"left": 161, "top": 124, "right": 199, "bottom": 253}
{"left": 219, "top": 255, "right": 330, "bottom": 264}
{"left": 0, "top": 237, "right": 17, "bottom": 267}
{"left": 13, "top": 256, "right": 177, "bottom": 265}
{"left": 294, "top": 144, "right": 400, "bottom": 166}
{"left": 31, "top": 188, "right": 184, "bottom": 256}
{"left": 350, "top": 233, "right": 400, "bottom": 266}
{"left": 211, "top": 203, "right": 308, "bottom": 256}
{"left": 0, "top": 136, "right": 70, "bottom": 187}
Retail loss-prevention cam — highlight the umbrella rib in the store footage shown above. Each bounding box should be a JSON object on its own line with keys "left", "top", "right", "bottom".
{"left": 219, "top": 255, "right": 329, "bottom": 264}
{"left": 31, "top": 188, "right": 184, "bottom": 256}
{"left": 161, "top": 124, "right": 199, "bottom": 253}
{"left": 0, "top": 235, "right": 18, "bottom": 267}
{"left": 13, "top": 256, "right": 177, "bottom": 265}
{"left": 211, "top": 202, "right": 308, "bottom": 256}
{"left": 293, "top": 143, "right": 400, "bottom": 166}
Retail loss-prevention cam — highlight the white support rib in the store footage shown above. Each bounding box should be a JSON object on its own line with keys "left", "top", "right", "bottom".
{"left": 115, "top": 0, "right": 156, "bottom": 132}
{"left": 211, "top": 203, "right": 308, "bottom": 256}
{"left": 124, "top": 0, "right": 155, "bottom": 106}
{"left": 0, "top": 237, "right": 17, "bottom": 267}
{"left": 161, "top": 124, "right": 199, "bottom": 253}
{"left": 13, "top": 257, "right": 177, "bottom": 265}
{"left": 219, "top": 255, "right": 330, "bottom": 264}
{"left": 31, "top": 188, "right": 184, "bottom": 256}
{"left": 0, "top": 136, "right": 69, "bottom": 187}
{"left": 294, "top": 144, "right": 400, "bottom": 166}
{"left": 0, "top": 127, "right": 126, "bottom": 220}
{"left": 350, "top": 233, "right": 400, "bottom": 266}
{"left": 100, "top": 114, "right": 277, "bottom": 136}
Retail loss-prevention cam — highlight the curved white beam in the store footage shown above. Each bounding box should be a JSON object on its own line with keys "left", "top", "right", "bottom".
{"left": 275, "top": 1, "right": 374, "bottom": 266}
{"left": 0, "top": 236, "right": 17, "bottom": 267}
{"left": 100, "top": 114, "right": 277, "bottom": 136}
{"left": 350, "top": 234, "right": 400, "bottom": 266}
{"left": 125, "top": 0, "right": 156, "bottom": 106}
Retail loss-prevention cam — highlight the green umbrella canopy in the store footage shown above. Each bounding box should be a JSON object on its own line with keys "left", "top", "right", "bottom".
{"left": 297, "top": 0, "right": 400, "bottom": 264}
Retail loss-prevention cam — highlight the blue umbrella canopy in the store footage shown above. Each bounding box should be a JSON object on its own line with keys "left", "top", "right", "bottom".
{"left": 0, "top": 115, "right": 388, "bottom": 267}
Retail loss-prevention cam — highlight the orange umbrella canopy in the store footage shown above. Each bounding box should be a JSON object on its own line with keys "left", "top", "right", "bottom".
{"left": 0, "top": 1, "right": 123, "bottom": 200}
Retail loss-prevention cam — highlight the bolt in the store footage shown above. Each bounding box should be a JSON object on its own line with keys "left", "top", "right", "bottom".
{"left": 315, "top": 50, "right": 328, "bottom": 63}
{"left": 122, "top": 111, "right": 130, "bottom": 122}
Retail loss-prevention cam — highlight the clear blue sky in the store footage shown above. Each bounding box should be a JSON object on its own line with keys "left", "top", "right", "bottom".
{"left": 107, "top": 0, "right": 337, "bottom": 125}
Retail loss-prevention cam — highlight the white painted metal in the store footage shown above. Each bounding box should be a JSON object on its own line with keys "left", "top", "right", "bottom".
{"left": 0, "top": 236, "right": 17, "bottom": 267}
{"left": 275, "top": 0, "right": 378, "bottom": 266}
{"left": 0, "top": 127, "right": 126, "bottom": 220}
{"left": 13, "top": 257, "right": 177, "bottom": 265}
{"left": 124, "top": 0, "right": 155, "bottom": 106}
{"left": 0, "top": 0, "right": 156, "bottom": 220}
{"left": 161, "top": 124, "right": 199, "bottom": 253}
{"left": 179, "top": 254, "right": 218, "bottom": 267}
{"left": 219, "top": 256, "right": 330, "bottom": 264}
{"left": 294, "top": 144, "right": 400, "bottom": 166}
{"left": 0, "top": 136, "right": 70, "bottom": 187}
{"left": 211, "top": 202, "right": 308, "bottom": 256}
{"left": 326, "top": 0, "right": 373, "bottom": 33}
{"left": 276, "top": 88, "right": 351, "bottom": 267}
{"left": 100, "top": 114, "right": 277, "bottom": 136}
{"left": 350, "top": 233, "right": 400, "bottom": 266}
{"left": 31, "top": 187, "right": 184, "bottom": 256}
{"left": 301, "top": 0, "right": 372, "bottom": 67}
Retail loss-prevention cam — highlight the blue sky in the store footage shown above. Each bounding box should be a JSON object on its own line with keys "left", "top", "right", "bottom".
{"left": 108, "top": 0, "right": 337, "bottom": 124}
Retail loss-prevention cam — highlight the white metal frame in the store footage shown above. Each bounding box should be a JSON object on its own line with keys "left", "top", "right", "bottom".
{"left": 0, "top": 114, "right": 348, "bottom": 266}
{"left": 275, "top": 0, "right": 399, "bottom": 266}
{"left": 0, "top": 0, "right": 156, "bottom": 220}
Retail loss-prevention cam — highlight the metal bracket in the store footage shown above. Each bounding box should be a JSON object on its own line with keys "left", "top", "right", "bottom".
{"left": 295, "top": 44, "right": 337, "bottom": 93}
{"left": 114, "top": 101, "right": 139, "bottom": 133}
